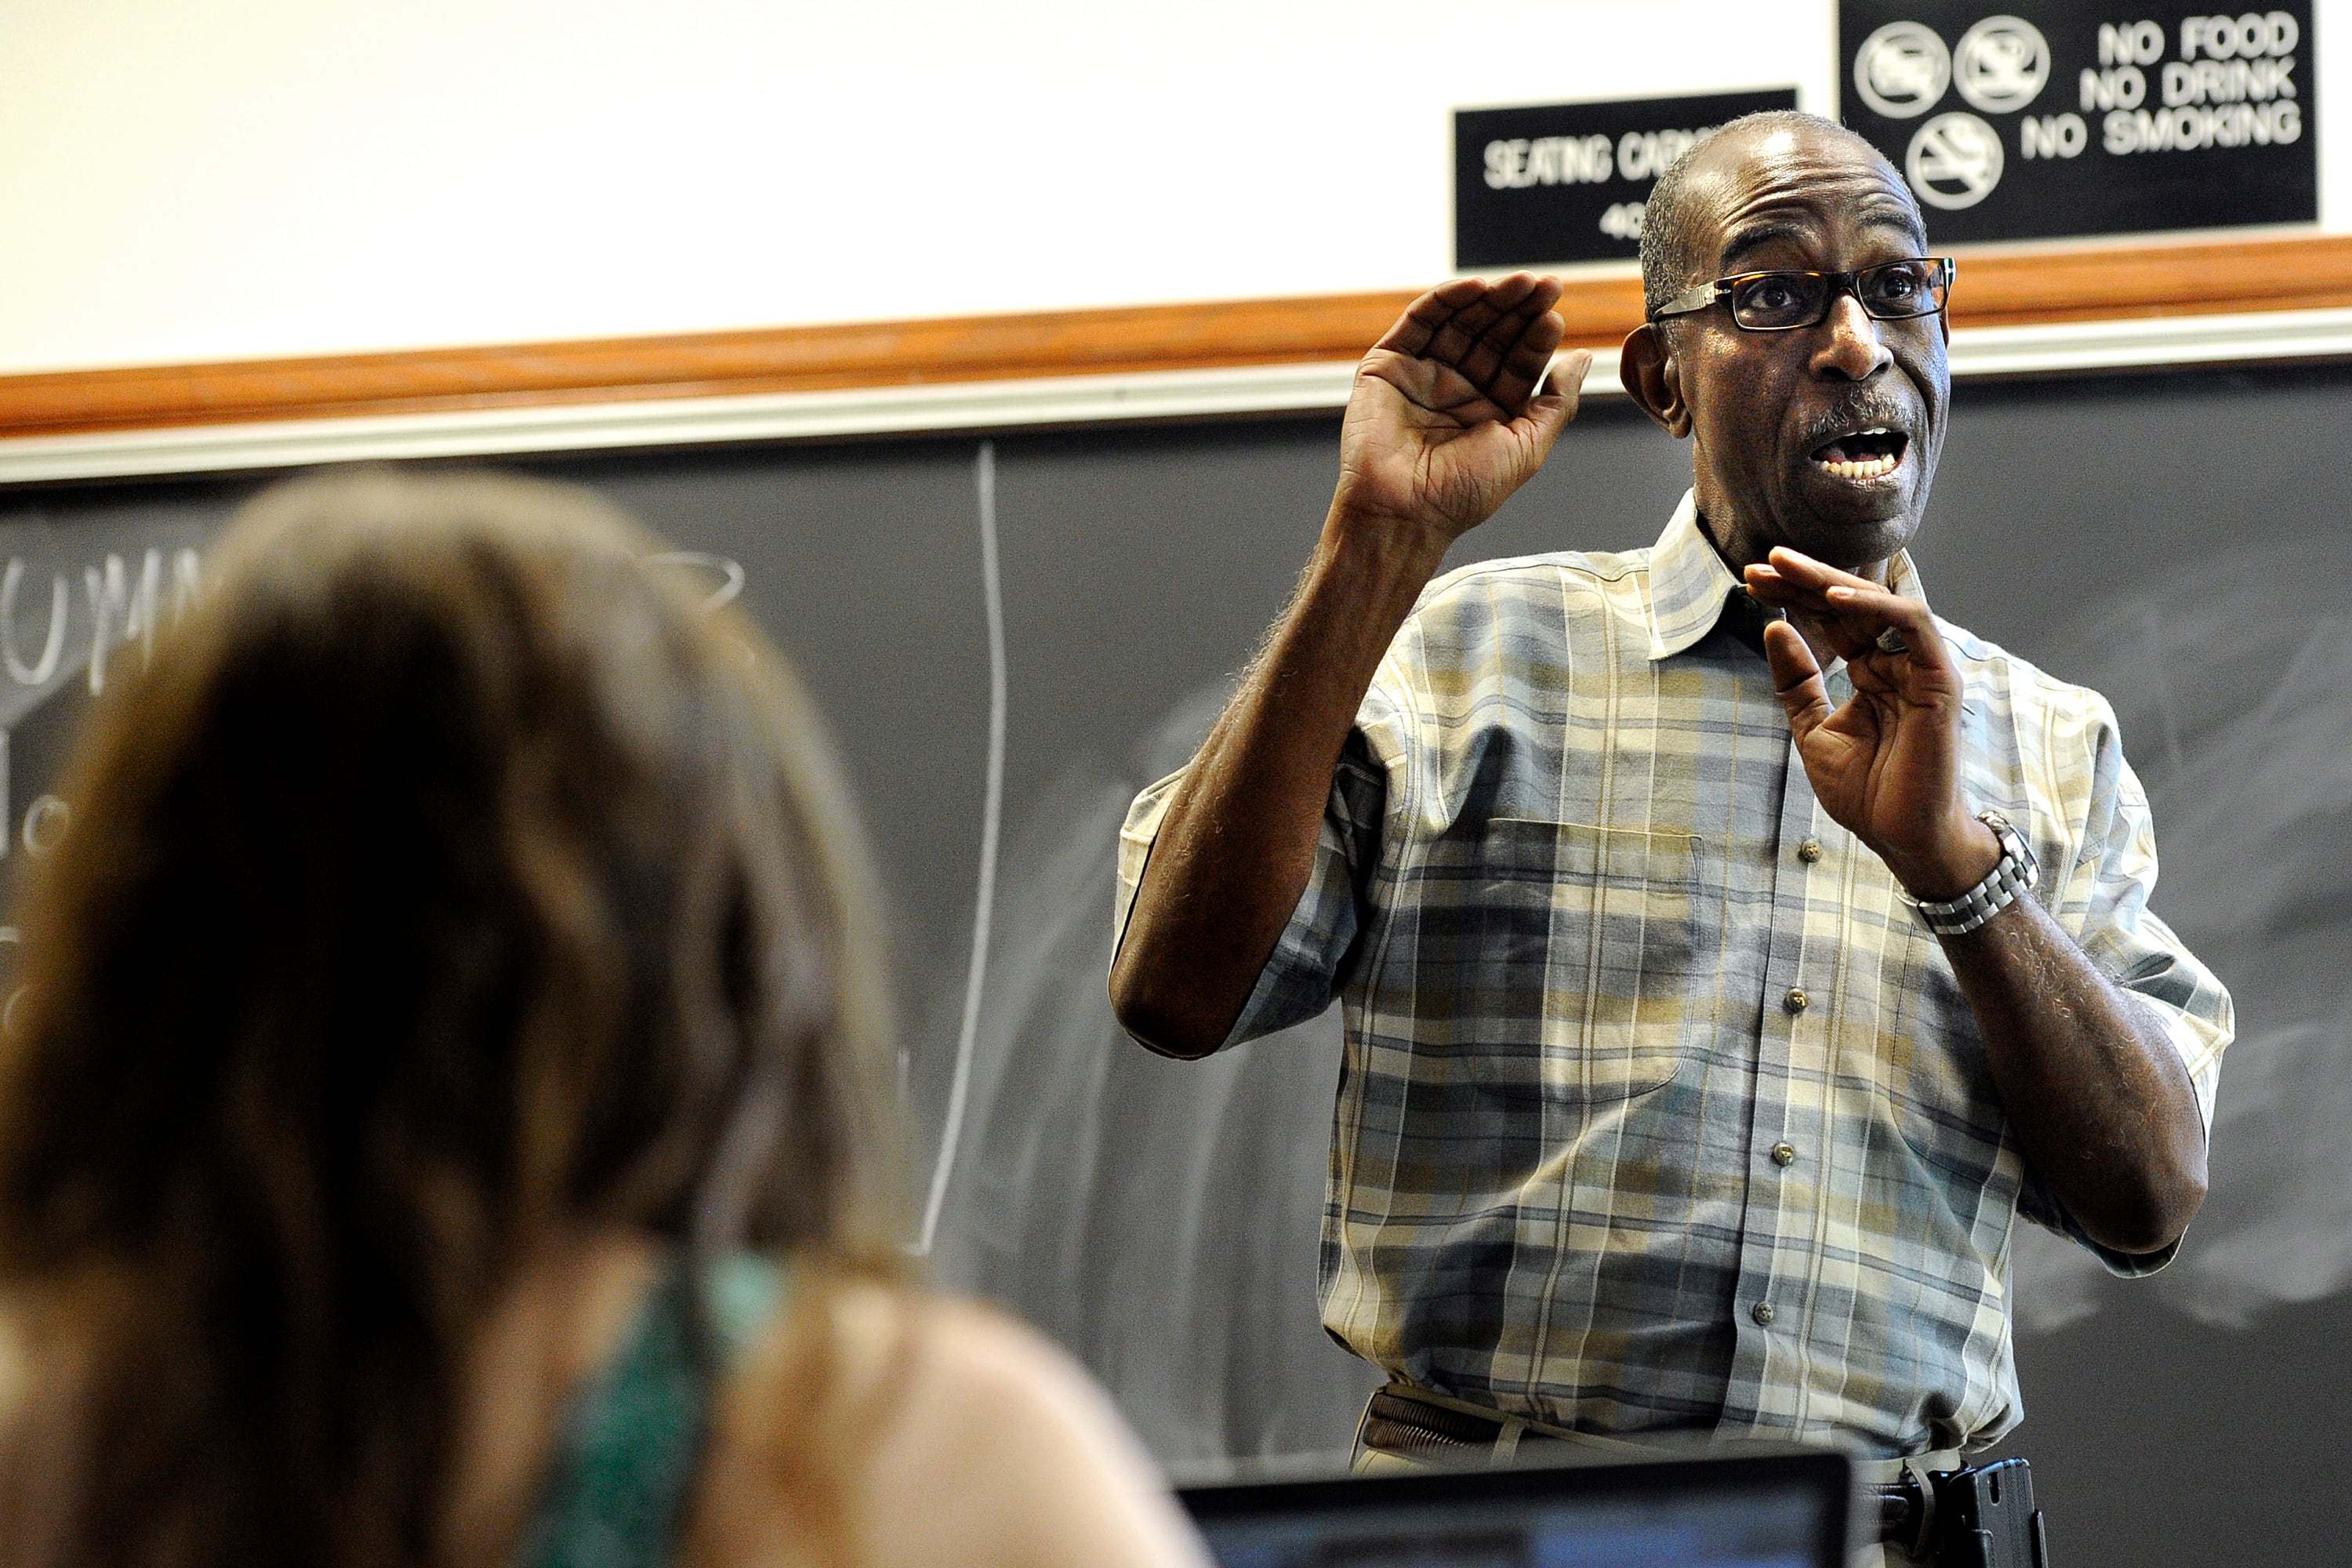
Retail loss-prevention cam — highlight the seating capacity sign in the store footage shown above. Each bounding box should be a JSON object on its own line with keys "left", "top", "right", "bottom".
{"left": 1454, "top": 88, "right": 1799, "bottom": 269}
{"left": 1841, "top": 2, "right": 2316, "bottom": 240}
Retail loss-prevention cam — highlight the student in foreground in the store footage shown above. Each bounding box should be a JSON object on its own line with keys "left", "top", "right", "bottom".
{"left": 0, "top": 470, "right": 1210, "bottom": 1568}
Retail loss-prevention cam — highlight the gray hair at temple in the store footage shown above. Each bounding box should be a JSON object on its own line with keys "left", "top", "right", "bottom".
{"left": 1638, "top": 110, "right": 1911, "bottom": 319}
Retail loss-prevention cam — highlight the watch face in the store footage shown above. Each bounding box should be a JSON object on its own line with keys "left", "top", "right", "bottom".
{"left": 1978, "top": 808, "right": 2039, "bottom": 888}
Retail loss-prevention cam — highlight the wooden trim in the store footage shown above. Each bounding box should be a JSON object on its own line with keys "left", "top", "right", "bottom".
{"left": 6, "top": 234, "right": 2352, "bottom": 441}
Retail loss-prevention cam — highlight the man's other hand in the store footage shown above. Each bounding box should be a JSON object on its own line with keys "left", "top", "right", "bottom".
{"left": 1333, "top": 274, "right": 1589, "bottom": 548}
{"left": 1745, "top": 546, "right": 2001, "bottom": 902}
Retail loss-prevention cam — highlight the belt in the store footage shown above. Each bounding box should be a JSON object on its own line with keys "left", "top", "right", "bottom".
{"left": 1359, "top": 1384, "right": 1963, "bottom": 1555}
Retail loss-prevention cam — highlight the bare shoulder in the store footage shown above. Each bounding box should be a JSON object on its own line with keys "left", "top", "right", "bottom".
{"left": 886, "top": 1292, "right": 1123, "bottom": 1428}
{"left": 697, "top": 1276, "right": 1211, "bottom": 1568}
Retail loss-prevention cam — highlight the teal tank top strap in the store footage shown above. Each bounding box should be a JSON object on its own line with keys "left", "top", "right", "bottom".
{"left": 514, "top": 1252, "right": 792, "bottom": 1568}
{"left": 700, "top": 1253, "right": 787, "bottom": 1359}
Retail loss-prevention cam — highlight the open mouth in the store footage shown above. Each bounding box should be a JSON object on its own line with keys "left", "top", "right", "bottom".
{"left": 1809, "top": 427, "right": 1909, "bottom": 481}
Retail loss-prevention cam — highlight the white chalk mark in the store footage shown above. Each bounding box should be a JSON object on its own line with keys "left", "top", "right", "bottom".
{"left": 644, "top": 550, "right": 746, "bottom": 612}
{"left": 916, "top": 441, "right": 1006, "bottom": 1256}
{"left": 22, "top": 795, "right": 68, "bottom": 857}
{"left": 170, "top": 549, "right": 202, "bottom": 625}
{"left": 83, "top": 550, "right": 162, "bottom": 695}
{"left": 1, "top": 562, "right": 67, "bottom": 688}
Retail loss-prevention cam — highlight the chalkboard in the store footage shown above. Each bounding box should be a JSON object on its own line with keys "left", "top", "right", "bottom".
{"left": 4, "top": 365, "right": 2348, "bottom": 1567}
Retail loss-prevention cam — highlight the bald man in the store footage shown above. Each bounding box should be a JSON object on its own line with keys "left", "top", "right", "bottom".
{"left": 1110, "top": 113, "right": 2230, "bottom": 1559}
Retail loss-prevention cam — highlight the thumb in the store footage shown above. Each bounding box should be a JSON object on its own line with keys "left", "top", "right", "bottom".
{"left": 1515, "top": 349, "right": 1592, "bottom": 461}
{"left": 1762, "top": 619, "right": 1834, "bottom": 744}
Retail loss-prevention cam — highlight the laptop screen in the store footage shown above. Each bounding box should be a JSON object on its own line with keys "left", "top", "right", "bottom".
{"left": 1181, "top": 1453, "right": 1852, "bottom": 1568}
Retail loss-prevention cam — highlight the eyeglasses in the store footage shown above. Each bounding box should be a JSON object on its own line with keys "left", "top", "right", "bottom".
{"left": 1648, "top": 257, "right": 1955, "bottom": 332}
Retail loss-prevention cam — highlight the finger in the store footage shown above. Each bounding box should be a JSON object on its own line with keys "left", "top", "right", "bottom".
{"left": 1762, "top": 621, "right": 1835, "bottom": 742}
{"left": 1746, "top": 548, "right": 1877, "bottom": 604}
{"left": 1740, "top": 564, "right": 1842, "bottom": 622}
{"left": 1823, "top": 582, "right": 1947, "bottom": 670}
{"left": 1425, "top": 273, "right": 1541, "bottom": 369}
{"left": 1457, "top": 294, "right": 1559, "bottom": 397}
{"left": 1508, "top": 358, "right": 1589, "bottom": 464}
{"left": 1745, "top": 556, "right": 1939, "bottom": 662}
{"left": 1526, "top": 348, "right": 1592, "bottom": 408}
{"left": 1483, "top": 296, "right": 1570, "bottom": 410}
{"left": 1741, "top": 562, "right": 1801, "bottom": 602}
{"left": 1373, "top": 277, "right": 1494, "bottom": 359}
{"left": 1454, "top": 275, "right": 1560, "bottom": 379}
{"left": 1744, "top": 584, "right": 1900, "bottom": 664}
{"left": 1763, "top": 546, "right": 1878, "bottom": 594}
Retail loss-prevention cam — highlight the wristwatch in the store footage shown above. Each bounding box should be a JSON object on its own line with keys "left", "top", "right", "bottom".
{"left": 1903, "top": 809, "right": 2038, "bottom": 936}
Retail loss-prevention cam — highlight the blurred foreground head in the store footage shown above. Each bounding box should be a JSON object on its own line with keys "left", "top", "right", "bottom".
{"left": 0, "top": 468, "right": 898, "bottom": 1566}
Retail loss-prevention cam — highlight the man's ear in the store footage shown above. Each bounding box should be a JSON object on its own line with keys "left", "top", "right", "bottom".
{"left": 1620, "top": 324, "right": 1693, "bottom": 438}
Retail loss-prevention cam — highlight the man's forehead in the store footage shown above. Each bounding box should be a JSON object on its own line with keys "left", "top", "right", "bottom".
{"left": 1688, "top": 125, "right": 1926, "bottom": 262}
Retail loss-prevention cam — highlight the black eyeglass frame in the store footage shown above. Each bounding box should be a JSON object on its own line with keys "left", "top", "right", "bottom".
{"left": 1646, "top": 256, "right": 1956, "bottom": 332}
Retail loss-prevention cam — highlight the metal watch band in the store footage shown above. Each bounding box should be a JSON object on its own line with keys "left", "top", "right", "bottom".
{"left": 1904, "top": 810, "right": 2039, "bottom": 936}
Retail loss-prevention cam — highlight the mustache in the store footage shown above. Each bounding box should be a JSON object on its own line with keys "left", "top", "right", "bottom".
{"left": 1797, "top": 392, "right": 1919, "bottom": 449}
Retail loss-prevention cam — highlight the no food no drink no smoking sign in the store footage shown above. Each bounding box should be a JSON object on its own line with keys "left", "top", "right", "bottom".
{"left": 1839, "top": 0, "right": 2315, "bottom": 241}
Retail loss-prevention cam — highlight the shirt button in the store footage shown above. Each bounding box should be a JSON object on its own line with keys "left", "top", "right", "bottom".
{"left": 1797, "top": 837, "right": 1824, "bottom": 863}
{"left": 1751, "top": 1301, "right": 1776, "bottom": 1327}
{"left": 1784, "top": 987, "right": 1809, "bottom": 1014}
{"left": 1771, "top": 1142, "right": 1798, "bottom": 1167}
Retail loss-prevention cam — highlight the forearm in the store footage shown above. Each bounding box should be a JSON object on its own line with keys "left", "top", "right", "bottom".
{"left": 1743, "top": 560, "right": 2209, "bottom": 1255}
{"left": 1109, "top": 513, "right": 1446, "bottom": 1058}
{"left": 1940, "top": 895, "right": 2208, "bottom": 1255}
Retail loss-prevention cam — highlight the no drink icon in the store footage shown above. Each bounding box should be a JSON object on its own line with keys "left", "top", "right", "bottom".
{"left": 1954, "top": 15, "right": 2051, "bottom": 112}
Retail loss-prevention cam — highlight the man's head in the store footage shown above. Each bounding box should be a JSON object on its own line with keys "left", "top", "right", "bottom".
{"left": 1621, "top": 111, "right": 1951, "bottom": 575}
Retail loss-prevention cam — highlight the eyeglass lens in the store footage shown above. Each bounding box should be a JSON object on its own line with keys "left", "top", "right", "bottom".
{"left": 1728, "top": 261, "right": 1947, "bottom": 330}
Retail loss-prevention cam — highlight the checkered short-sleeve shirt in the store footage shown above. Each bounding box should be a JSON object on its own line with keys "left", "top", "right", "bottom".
{"left": 1115, "top": 495, "right": 2230, "bottom": 1458}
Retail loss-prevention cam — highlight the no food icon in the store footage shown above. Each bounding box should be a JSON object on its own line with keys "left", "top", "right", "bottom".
{"left": 1854, "top": 20, "right": 1951, "bottom": 117}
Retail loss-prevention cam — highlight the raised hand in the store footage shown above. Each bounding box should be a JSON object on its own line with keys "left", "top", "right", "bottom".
{"left": 1332, "top": 274, "right": 1589, "bottom": 547}
{"left": 1112, "top": 278, "right": 1584, "bottom": 1058}
{"left": 1744, "top": 547, "right": 2001, "bottom": 901}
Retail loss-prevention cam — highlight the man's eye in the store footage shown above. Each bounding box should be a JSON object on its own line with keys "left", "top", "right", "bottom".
{"left": 1869, "top": 267, "right": 1925, "bottom": 303}
{"left": 1751, "top": 279, "right": 1799, "bottom": 310}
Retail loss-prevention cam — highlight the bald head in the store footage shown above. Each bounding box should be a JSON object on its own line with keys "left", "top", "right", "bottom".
{"left": 1617, "top": 107, "right": 1950, "bottom": 575}
{"left": 1640, "top": 112, "right": 1917, "bottom": 317}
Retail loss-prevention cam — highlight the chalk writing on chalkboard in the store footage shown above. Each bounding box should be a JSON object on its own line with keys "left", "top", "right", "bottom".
{"left": 0, "top": 543, "right": 204, "bottom": 1033}
{"left": 0, "top": 539, "right": 753, "bottom": 1036}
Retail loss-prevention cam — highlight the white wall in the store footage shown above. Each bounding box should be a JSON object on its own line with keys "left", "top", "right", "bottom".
{"left": 2, "top": 0, "right": 2347, "bottom": 375}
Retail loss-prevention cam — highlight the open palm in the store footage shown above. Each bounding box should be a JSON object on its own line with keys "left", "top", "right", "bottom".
{"left": 1334, "top": 274, "right": 1587, "bottom": 545}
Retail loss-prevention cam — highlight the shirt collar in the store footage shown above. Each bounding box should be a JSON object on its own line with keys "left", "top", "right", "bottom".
{"left": 1644, "top": 489, "right": 1932, "bottom": 662}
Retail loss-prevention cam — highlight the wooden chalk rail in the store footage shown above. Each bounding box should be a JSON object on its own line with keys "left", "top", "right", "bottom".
{"left": 2, "top": 232, "right": 2351, "bottom": 454}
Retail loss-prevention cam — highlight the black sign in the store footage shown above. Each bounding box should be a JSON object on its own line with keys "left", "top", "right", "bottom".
{"left": 1841, "top": 2, "right": 2316, "bottom": 241}
{"left": 1454, "top": 89, "right": 1801, "bottom": 269}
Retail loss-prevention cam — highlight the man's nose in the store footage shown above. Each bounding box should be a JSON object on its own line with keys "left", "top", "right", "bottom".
{"left": 1810, "top": 292, "right": 1893, "bottom": 381}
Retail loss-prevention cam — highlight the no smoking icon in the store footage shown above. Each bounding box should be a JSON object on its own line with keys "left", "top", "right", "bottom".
{"left": 1906, "top": 111, "right": 2005, "bottom": 209}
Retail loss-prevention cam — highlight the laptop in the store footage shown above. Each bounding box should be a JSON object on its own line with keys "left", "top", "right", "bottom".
{"left": 1180, "top": 1450, "right": 1853, "bottom": 1568}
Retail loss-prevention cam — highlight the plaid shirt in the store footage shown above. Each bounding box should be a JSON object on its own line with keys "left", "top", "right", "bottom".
{"left": 1116, "top": 495, "right": 2230, "bottom": 1457}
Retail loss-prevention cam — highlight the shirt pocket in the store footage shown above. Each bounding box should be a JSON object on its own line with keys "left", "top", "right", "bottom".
{"left": 1884, "top": 921, "right": 2005, "bottom": 1183}
{"left": 1460, "top": 817, "right": 1702, "bottom": 1103}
